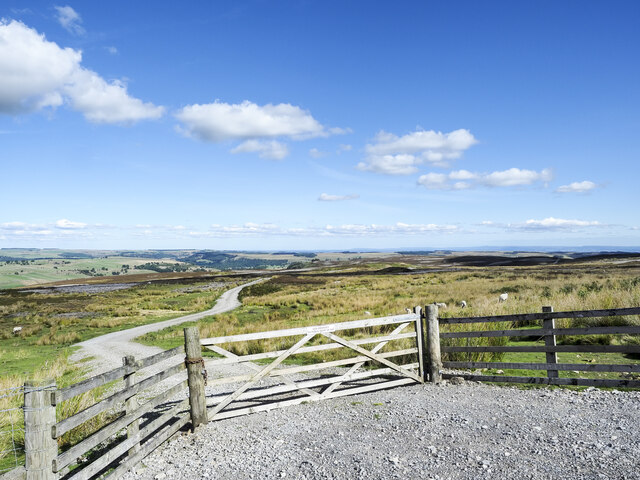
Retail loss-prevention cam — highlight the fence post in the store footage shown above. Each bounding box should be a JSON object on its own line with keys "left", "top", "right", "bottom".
{"left": 24, "top": 379, "right": 57, "bottom": 480}
{"left": 123, "top": 355, "right": 141, "bottom": 457}
{"left": 542, "top": 306, "right": 558, "bottom": 378}
{"left": 413, "top": 306, "right": 426, "bottom": 382}
{"left": 425, "top": 305, "right": 442, "bottom": 384}
{"left": 184, "top": 327, "right": 208, "bottom": 429}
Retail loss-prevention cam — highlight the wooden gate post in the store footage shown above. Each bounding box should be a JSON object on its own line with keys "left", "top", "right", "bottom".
{"left": 24, "top": 379, "right": 57, "bottom": 480}
{"left": 123, "top": 356, "right": 141, "bottom": 457}
{"left": 542, "top": 306, "right": 558, "bottom": 378}
{"left": 413, "top": 306, "right": 427, "bottom": 382}
{"left": 425, "top": 305, "right": 442, "bottom": 384}
{"left": 184, "top": 327, "right": 208, "bottom": 429}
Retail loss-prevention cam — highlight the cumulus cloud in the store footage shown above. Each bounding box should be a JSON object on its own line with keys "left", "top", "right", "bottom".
{"left": 509, "top": 217, "right": 602, "bottom": 231}
{"left": 418, "top": 167, "right": 552, "bottom": 190}
{"left": 309, "top": 148, "right": 327, "bottom": 158}
{"left": 0, "top": 20, "right": 164, "bottom": 123}
{"left": 231, "top": 139, "right": 289, "bottom": 160}
{"left": 357, "top": 128, "right": 477, "bottom": 175}
{"left": 54, "top": 5, "right": 85, "bottom": 35}
{"left": 338, "top": 144, "right": 352, "bottom": 153}
{"left": 555, "top": 180, "right": 597, "bottom": 193}
{"left": 55, "top": 219, "right": 87, "bottom": 229}
{"left": 318, "top": 193, "right": 359, "bottom": 201}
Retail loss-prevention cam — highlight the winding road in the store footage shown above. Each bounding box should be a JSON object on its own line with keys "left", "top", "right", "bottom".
{"left": 70, "top": 279, "right": 264, "bottom": 375}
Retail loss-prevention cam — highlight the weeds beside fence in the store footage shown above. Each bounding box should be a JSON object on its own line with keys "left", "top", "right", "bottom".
{"left": 0, "top": 386, "right": 24, "bottom": 475}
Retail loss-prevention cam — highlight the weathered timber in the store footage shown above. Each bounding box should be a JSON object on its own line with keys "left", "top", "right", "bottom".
{"left": 53, "top": 361, "right": 185, "bottom": 438}
{"left": 208, "top": 333, "right": 316, "bottom": 420}
{"left": 413, "top": 306, "right": 426, "bottom": 381}
{"left": 426, "top": 304, "right": 442, "bottom": 383}
{"left": 203, "top": 332, "right": 416, "bottom": 364}
{"left": 66, "top": 400, "right": 189, "bottom": 480}
{"left": 24, "top": 380, "right": 57, "bottom": 480}
{"left": 184, "top": 327, "right": 207, "bottom": 430}
{"left": 439, "top": 307, "right": 640, "bottom": 325}
{"left": 442, "top": 373, "right": 640, "bottom": 388}
{"left": 204, "top": 348, "right": 419, "bottom": 388}
{"left": 137, "top": 345, "right": 184, "bottom": 370}
{"left": 104, "top": 414, "right": 190, "bottom": 479}
{"left": 209, "top": 378, "right": 416, "bottom": 422}
{"left": 321, "top": 322, "right": 412, "bottom": 395}
{"left": 323, "top": 332, "right": 423, "bottom": 383}
{"left": 543, "top": 306, "right": 558, "bottom": 378}
{"left": 207, "top": 363, "right": 419, "bottom": 405}
{"left": 200, "top": 313, "right": 419, "bottom": 345}
{"left": 0, "top": 466, "right": 25, "bottom": 480}
{"left": 442, "top": 345, "right": 640, "bottom": 353}
{"left": 439, "top": 325, "right": 640, "bottom": 338}
{"left": 123, "top": 356, "right": 141, "bottom": 459}
{"left": 442, "top": 361, "right": 640, "bottom": 372}
{"left": 53, "top": 346, "right": 184, "bottom": 405}
{"left": 54, "top": 378, "right": 188, "bottom": 472}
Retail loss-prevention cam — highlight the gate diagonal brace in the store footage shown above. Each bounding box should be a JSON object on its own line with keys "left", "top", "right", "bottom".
{"left": 208, "top": 333, "right": 317, "bottom": 420}
{"left": 207, "top": 345, "right": 319, "bottom": 398}
{"left": 321, "top": 322, "right": 412, "bottom": 395}
{"left": 322, "top": 332, "right": 423, "bottom": 384}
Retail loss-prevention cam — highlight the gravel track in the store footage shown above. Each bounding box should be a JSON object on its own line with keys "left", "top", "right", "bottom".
{"left": 123, "top": 381, "right": 640, "bottom": 480}
{"left": 70, "top": 279, "right": 264, "bottom": 376}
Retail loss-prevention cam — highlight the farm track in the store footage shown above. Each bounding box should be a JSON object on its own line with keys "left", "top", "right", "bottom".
{"left": 70, "top": 279, "right": 264, "bottom": 376}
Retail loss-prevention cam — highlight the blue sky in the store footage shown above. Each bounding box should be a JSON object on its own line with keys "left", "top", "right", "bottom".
{"left": 1, "top": 1, "right": 639, "bottom": 250}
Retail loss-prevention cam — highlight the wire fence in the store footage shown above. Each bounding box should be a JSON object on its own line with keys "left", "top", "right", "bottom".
{"left": 0, "top": 385, "right": 25, "bottom": 474}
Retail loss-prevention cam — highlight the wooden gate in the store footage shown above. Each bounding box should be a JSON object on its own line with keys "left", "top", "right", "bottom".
{"left": 199, "top": 309, "right": 425, "bottom": 421}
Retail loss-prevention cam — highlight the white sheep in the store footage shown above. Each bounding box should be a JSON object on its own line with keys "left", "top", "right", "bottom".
{"left": 499, "top": 293, "right": 508, "bottom": 302}
{"left": 405, "top": 308, "right": 411, "bottom": 314}
{"left": 435, "top": 302, "right": 447, "bottom": 308}
{"left": 460, "top": 300, "right": 467, "bottom": 308}
{"left": 364, "top": 311, "right": 372, "bottom": 316}
{"left": 12, "top": 326, "right": 22, "bottom": 335}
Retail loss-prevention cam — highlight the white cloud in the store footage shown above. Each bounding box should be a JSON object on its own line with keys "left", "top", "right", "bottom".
{"left": 105, "top": 46, "right": 118, "bottom": 55}
{"left": 555, "top": 180, "right": 597, "bottom": 193}
{"left": 54, "top": 5, "right": 85, "bottom": 35}
{"left": 318, "top": 193, "right": 359, "bottom": 201}
{"left": 231, "top": 139, "right": 289, "bottom": 160}
{"left": 338, "top": 144, "right": 353, "bottom": 153}
{"left": 0, "top": 20, "right": 163, "bottom": 123}
{"left": 514, "top": 217, "right": 602, "bottom": 231}
{"left": 55, "top": 219, "right": 87, "bottom": 229}
{"left": 309, "top": 148, "right": 328, "bottom": 158}
{"left": 175, "top": 101, "right": 327, "bottom": 142}
{"left": 358, "top": 128, "right": 477, "bottom": 175}
{"left": 418, "top": 167, "right": 552, "bottom": 190}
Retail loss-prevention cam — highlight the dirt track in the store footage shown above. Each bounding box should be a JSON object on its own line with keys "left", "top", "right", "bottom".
{"left": 70, "top": 279, "right": 263, "bottom": 375}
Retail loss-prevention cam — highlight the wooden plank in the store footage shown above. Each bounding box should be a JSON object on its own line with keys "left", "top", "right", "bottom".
{"left": 210, "top": 378, "right": 416, "bottom": 422}
{"left": 426, "top": 304, "right": 442, "bottom": 384}
{"left": 414, "top": 306, "right": 426, "bottom": 381}
{"left": 204, "top": 332, "right": 416, "bottom": 365}
{"left": 137, "top": 345, "right": 184, "bottom": 370}
{"left": 440, "top": 325, "right": 640, "bottom": 338}
{"left": 442, "top": 345, "right": 640, "bottom": 353}
{"left": 440, "top": 307, "right": 640, "bottom": 325}
{"left": 443, "top": 361, "right": 640, "bottom": 372}
{"left": 123, "top": 356, "right": 140, "bottom": 458}
{"left": 208, "top": 333, "right": 316, "bottom": 420}
{"left": 200, "top": 313, "right": 419, "bottom": 345}
{"left": 205, "top": 348, "right": 419, "bottom": 387}
{"left": 54, "top": 346, "right": 184, "bottom": 404}
{"left": 542, "top": 306, "right": 558, "bottom": 378}
{"left": 54, "top": 378, "right": 188, "bottom": 472}
{"left": 321, "top": 322, "right": 412, "bottom": 395}
{"left": 66, "top": 399, "right": 189, "bottom": 480}
{"left": 323, "top": 332, "right": 423, "bottom": 383}
{"left": 207, "top": 363, "right": 420, "bottom": 405}
{"left": 23, "top": 380, "right": 57, "bottom": 480}
{"left": 53, "top": 361, "right": 186, "bottom": 438}
{"left": 442, "top": 373, "right": 640, "bottom": 389}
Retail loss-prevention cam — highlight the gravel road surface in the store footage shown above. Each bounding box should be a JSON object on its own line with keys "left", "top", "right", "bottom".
{"left": 70, "top": 279, "right": 263, "bottom": 375}
{"left": 122, "top": 381, "right": 639, "bottom": 480}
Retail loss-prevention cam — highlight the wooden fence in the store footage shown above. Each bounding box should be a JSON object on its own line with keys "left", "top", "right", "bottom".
{"left": 431, "top": 305, "right": 640, "bottom": 388}
{"left": 4, "top": 305, "right": 639, "bottom": 480}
